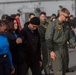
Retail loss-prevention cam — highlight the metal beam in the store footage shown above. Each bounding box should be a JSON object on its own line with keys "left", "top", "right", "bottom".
{"left": 0, "top": 0, "right": 71, "bottom": 4}
{"left": 0, "top": 0, "right": 50, "bottom": 4}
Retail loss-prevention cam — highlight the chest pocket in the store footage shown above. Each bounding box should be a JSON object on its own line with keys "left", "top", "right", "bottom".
{"left": 64, "top": 26, "right": 70, "bottom": 40}
{"left": 44, "top": 24, "right": 47, "bottom": 29}
{"left": 53, "top": 25, "right": 63, "bottom": 40}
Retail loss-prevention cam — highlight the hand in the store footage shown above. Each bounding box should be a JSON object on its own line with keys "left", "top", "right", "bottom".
{"left": 16, "top": 37, "right": 22, "bottom": 44}
{"left": 39, "top": 61, "right": 42, "bottom": 67}
{"left": 50, "top": 51, "right": 56, "bottom": 61}
{"left": 10, "top": 67, "right": 15, "bottom": 74}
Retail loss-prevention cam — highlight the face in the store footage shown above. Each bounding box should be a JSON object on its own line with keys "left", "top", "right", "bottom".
{"left": 29, "top": 15, "right": 35, "bottom": 21}
{"left": 61, "top": 13, "right": 69, "bottom": 22}
{"left": 28, "top": 24, "right": 38, "bottom": 30}
{"left": 0, "top": 25, "right": 8, "bottom": 33}
{"left": 70, "top": 16, "right": 74, "bottom": 20}
{"left": 40, "top": 14, "right": 46, "bottom": 22}
{"left": 14, "top": 20, "right": 18, "bottom": 30}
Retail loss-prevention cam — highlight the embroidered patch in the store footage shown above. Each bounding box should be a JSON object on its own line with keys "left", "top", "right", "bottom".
{"left": 44, "top": 25, "right": 47, "bottom": 28}
{"left": 58, "top": 25, "right": 62, "bottom": 29}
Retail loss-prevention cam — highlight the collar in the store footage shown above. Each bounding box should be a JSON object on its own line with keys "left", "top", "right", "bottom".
{"left": 28, "top": 28, "right": 34, "bottom": 33}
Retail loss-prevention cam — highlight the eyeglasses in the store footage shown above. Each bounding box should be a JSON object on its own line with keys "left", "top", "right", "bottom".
{"left": 62, "top": 14, "right": 69, "bottom": 18}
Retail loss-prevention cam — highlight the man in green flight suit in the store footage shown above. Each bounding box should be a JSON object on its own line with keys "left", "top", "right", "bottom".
{"left": 38, "top": 12, "right": 50, "bottom": 75}
{"left": 45, "top": 8, "right": 76, "bottom": 75}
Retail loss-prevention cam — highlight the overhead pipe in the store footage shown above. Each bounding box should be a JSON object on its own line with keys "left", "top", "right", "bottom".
{"left": 0, "top": 0, "right": 51, "bottom": 4}
{"left": 0, "top": 0, "right": 69, "bottom": 4}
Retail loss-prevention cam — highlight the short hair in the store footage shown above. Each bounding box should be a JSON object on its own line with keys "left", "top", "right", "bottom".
{"left": 29, "top": 13, "right": 35, "bottom": 18}
{"left": 1, "top": 14, "right": 8, "bottom": 20}
{"left": 51, "top": 14, "right": 56, "bottom": 17}
{"left": 60, "top": 8, "right": 70, "bottom": 15}
{"left": 40, "top": 12, "right": 46, "bottom": 16}
{"left": 0, "top": 20, "right": 8, "bottom": 27}
{"left": 16, "top": 13, "right": 20, "bottom": 16}
{"left": 70, "top": 15, "right": 74, "bottom": 17}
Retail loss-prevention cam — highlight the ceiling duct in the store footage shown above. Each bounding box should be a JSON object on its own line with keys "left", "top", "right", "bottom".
{"left": 35, "top": 7, "right": 41, "bottom": 13}
{"left": 34, "top": 7, "right": 41, "bottom": 17}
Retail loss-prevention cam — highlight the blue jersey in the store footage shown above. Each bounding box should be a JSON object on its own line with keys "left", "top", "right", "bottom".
{"left": 0, "top": 34, "right": 14, "bottom": 68}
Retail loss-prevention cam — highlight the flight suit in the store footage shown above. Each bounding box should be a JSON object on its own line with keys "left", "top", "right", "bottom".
{"left": 65, "top": 44, "right": 69, "bottom": 71}
{"left": 63, "top": 22, "right": 70, "bottom": 71}
{"left": 45, "top": 19, "right": 76, "bottom": 75}
{"left": 38, "top": 21, "right": 50, "bottom": 75}
{"left": 46, "top": 19, "right": 52, "bottom": 24}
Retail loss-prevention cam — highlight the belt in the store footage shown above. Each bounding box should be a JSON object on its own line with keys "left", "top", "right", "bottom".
{"left": 0, "top": 54, "right": 8, "bottom": 58}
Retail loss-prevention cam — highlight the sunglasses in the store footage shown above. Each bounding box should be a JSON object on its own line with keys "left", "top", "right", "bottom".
{"left": 62, "top": 14, "right": 69, "bottom": 18}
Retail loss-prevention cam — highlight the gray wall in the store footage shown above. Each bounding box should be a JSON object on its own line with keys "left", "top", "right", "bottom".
{"left": 0, "top": 0, "right": 71, "bottom": 3}
{"left": 0, "top": 0, "right": 75, "bottom": 27}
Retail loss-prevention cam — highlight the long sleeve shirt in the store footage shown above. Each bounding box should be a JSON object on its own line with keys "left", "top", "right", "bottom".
{"left": 0, "top": 34, "right": 14, "bottom": 68}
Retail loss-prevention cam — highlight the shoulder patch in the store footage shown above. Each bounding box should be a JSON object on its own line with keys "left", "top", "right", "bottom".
{"left": 44, "top": 25, "right": 47, "bottom": 29}
{"left": 58, "top": 25, "right": 62, "bottom": 29}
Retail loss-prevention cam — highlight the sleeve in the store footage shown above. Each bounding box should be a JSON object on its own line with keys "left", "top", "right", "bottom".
{"left": 18, "top": 28, "right": 26, "bottom": 43}
{"left": 45, "top": 23, "right": 55, "bottom": 51}
{"left": 69, "top": 29, "right": 76, "bottom": 47}
{"left": 37, "top": 34, "right": 42, "bottom": 61}
{"left": 38, "top": 25, "right": 45, "bottom": 41}
{"left": 8, "top": 48, "right": 14, "bottom": 68}
{"left": 6, "top": 33, "right": 17, "bottom": 50}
